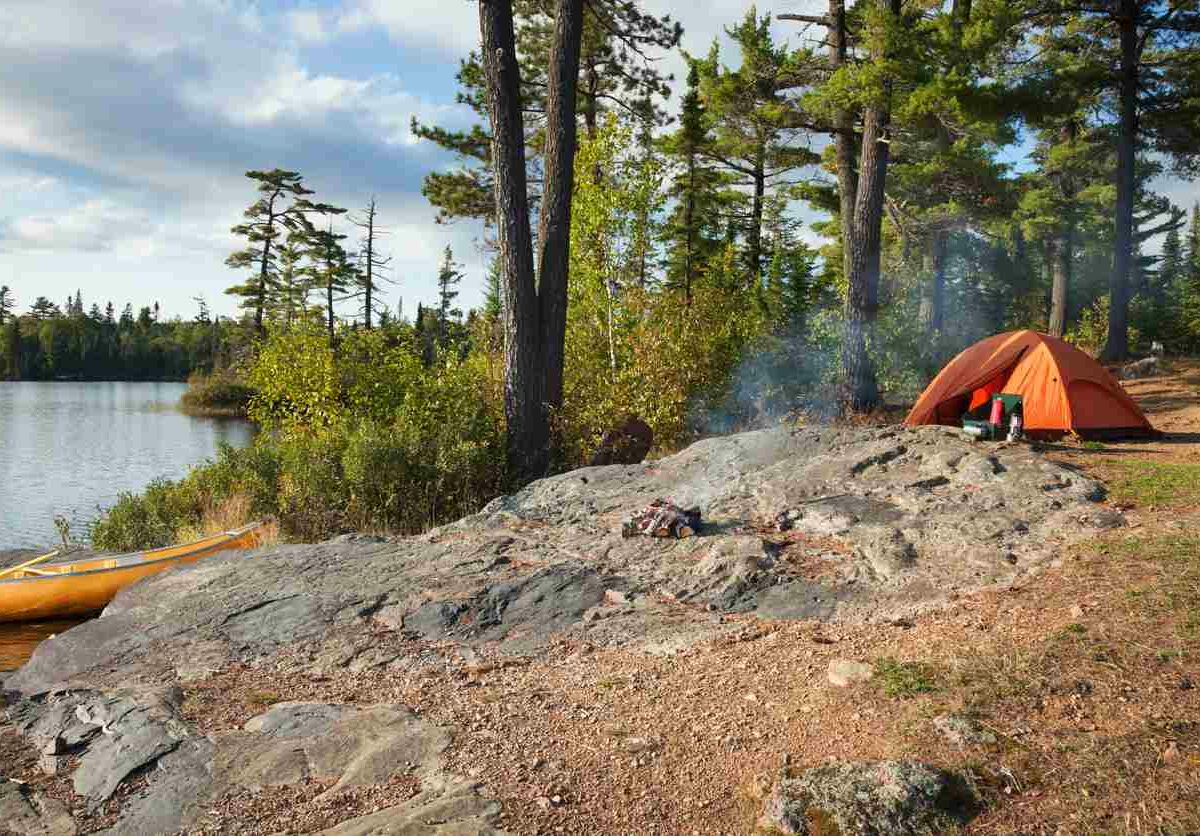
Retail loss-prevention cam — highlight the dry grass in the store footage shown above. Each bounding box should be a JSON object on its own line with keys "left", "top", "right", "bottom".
{"left": 175, "top": 493, "right": 280, "bottom": 546}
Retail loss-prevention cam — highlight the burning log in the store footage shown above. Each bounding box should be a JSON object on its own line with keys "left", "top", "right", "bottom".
{"left": 622, "top": 499, "right": 702, "bottom": 539}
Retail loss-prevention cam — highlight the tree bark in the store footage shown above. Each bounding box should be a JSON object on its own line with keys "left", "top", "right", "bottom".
{"left": 748, "top": 137, "right": 766, "bottom": 286}
{"left": 839, "top": 0, "right": 899, "bottom": 413}
{"left": 1104, "top": 0, "right": 1138, "bottom": 361}
{"left": 683, "top": 148, "right": 696, "bottom": 305}
{"left": 1048, "top": 121, "right": 1076, "bottom": 338}
{"left": 537, "top": 0, "right": 584, "bottom": 426}
{"left": 829, "top": 0, "right": 858, "bottom": 277}
{"left": 363, "top": 199, "right": 375, "bottom": 329}
{"left": 480, "top": 0, "right": 545, "bottom": 480}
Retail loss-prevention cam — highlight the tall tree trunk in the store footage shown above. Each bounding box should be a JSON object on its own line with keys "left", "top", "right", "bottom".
{"left": 1104, "top": 0, "right": 1138, "bottom": 361}
{"left": 1048, "top": 219, "right": 1074, "bottom": 338}
{"left": 536, "top": 0, "right": 583, "bottom": 427}
{"left": 1048, "top": 121, "right": 1077, "bottom": 338}
{"left": 748, "top": 137, "right": 766, "bottom": 288}
{"left": 683, "top": 149, "right": 696, "bottom": 305}
{"left": 363, "top": 199, "right": 375, "bottom": 329}
{"left": 480, "top": 0, "right": 544, "bottom": 480}
{"left": 840, "top": 0, "right": 899, "bottom": 413}
{"left": 830, "top": 0, "right": 857, "bottom": 276}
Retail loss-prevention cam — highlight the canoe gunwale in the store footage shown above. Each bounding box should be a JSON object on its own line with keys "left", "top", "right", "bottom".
{"left": 0, "top": 522, "right": 263, "bottom": 586}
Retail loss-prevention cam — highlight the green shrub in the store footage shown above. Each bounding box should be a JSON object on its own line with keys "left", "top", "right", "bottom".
{"left": 91, "top": 478, "right": 201, "bottom": 551}
{"left": 179, "top": 369, "right": 256, "bottom": 417}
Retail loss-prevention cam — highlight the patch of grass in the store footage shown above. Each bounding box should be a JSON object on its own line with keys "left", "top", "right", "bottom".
{"left": 245, "top": 690, "right": 280, "bottom": 706}
{"left": 1081, "top": 440, "right": 1106, "bottom": 450}
{"left": 595, "top": 676, "right": 627, "bottom": 691}
{"left": 1104, "top": 460, "right": 1200, "bottom": 507}
{"left": 874, "top": 657, "right": 939, "bottom": 698}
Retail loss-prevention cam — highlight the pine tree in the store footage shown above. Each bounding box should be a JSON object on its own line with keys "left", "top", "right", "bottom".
{"left": 436, "top": 246, "right": 464, "bottom": 351}
{"left": 695, "top": 10, "right": 818, "bottom": 287}
{"left": 2, "top": 316, "right": 19, "bottom": 379}
{"left": 273, "top": 231, "right": 312, "bottom": 327}
{"left": 104, "top": 302, "right": 115, "bottom": 324}
{"left": 661, "top": 63, "right": 731, "bottom": 303}
{"left": 29, "top": 297, "right": 59, "bottom": 320}
{"left": 1182, "top": 203, "right": 1200, "bottom": 348}
{"left": 0, "top": 286, "right": 12, "bottom": 324}
{"left": 412, "top": 1, "right": 680, "bottom": 225}
{"left": 306, "top": 213, "right": 353, "bottom": 345}
{"left": 225, "top": 169, "right": 338, "bottom": 332}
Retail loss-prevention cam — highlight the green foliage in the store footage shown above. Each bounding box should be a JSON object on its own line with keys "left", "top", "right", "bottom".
{"left": 874, "top": 657, "right": 940, "bottom": 699}
{"left": 0, "top": 291, "right": 247, "bottom": 382}
{"left": 179, "top": 370, "right": 256, "bottom": 417}
{"left": 94, "top": 323, "right": 506, "bottom": 547}
{"left": 91, "top": 478, "right": 202, "bottom": 551}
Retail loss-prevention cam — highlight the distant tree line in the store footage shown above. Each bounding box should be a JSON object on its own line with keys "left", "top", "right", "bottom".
{"left": 0, "top": 289, "right": 249, "bottom": 381}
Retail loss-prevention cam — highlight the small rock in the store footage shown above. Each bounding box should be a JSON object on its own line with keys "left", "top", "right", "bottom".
{"left": 1069, "top": 604, "right": 1085, "bottom": 619}
{"left": 620, "top": 736, "right": 659, "bottom": 754}
{"left": 828, "top": 659, "right": 875, "bottom": 688}
{"left": 535, "top": 796, "right": 553, "bottom": 811}
{"left": 603, "top": 589, "right": 628, "bottom": 606}
{"left": 1163, "top": 742, "right": 1180, "bottom": 764}
{"left": 932, "top": 714, "right": 996, "bottom": 748}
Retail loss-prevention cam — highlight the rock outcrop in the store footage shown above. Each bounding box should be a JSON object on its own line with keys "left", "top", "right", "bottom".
{"left": 1, "top": 425, "right": 1119, "bottom": 833}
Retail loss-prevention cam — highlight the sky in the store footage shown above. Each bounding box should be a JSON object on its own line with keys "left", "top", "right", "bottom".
{"left": 1, "top": 1, "right": 1196, "bottom": 322}
{"left": 0, "top": 0, "right": 805, "bottom": 322}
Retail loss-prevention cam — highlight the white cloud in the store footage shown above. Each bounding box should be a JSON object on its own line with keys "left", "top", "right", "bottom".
{"left": 336, "top": 0, "right": 480, "bottom": 55}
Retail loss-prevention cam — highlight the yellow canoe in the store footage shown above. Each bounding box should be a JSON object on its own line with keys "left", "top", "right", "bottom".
{"left": 0, "top": 522, "right": 266, "bottom": 623}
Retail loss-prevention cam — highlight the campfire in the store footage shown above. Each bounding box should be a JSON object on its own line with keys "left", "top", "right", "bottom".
{"left": 622, "top": 499, "right": 702, "bottom": 539}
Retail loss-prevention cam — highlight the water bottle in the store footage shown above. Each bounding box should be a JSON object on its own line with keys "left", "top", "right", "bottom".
{"left": 1007, "top": 413, "right": 1023, "bottom": 442}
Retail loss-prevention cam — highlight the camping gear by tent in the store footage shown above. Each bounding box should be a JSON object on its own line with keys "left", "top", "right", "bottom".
{"left": 904, "top": 330, "right": 1156, "bottom": 438}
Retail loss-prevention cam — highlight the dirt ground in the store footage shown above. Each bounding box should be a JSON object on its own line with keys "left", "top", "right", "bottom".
{"left": 163, "top": 362, "right": 1200, "bottom": 835}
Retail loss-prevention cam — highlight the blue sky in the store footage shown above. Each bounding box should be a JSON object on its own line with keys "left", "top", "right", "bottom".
{"left": 0, "top": 0, "right": 777, "bottom": 321}
{"left": 0, "top": 0, "right": 1195, "bottom": 322}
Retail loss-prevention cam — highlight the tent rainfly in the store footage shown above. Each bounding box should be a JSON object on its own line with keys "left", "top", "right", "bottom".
{"left": 904, "top": 330, "right": 1156, "bottom": 439}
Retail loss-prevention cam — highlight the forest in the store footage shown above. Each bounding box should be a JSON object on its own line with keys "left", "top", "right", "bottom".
{"left": 84, "top": 0, "right": 1200, "bottom": 548}
{"left": 0, "top": 289, "right": 247, "bottom": 381}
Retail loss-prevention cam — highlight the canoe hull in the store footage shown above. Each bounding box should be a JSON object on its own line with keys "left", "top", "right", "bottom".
{"left": 0, "top": 525, "right": 264, "bottom": 624}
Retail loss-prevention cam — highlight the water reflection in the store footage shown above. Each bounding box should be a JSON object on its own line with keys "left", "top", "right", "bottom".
{"left": 0, "top": 619, "right": 84, "bottom": 673}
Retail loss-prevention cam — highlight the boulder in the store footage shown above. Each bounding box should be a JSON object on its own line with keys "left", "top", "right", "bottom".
{"left": 759, "top": 760, "right": 979, "bottom": 835}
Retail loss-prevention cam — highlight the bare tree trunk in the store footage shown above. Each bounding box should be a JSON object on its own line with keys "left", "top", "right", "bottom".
{"left": 480, "top": 0, "right": 544, "bottom": 480}
{"left": 537, "top": 0, "right": 584, "bottom": 427}
{"left": 1048, "top": 121, "right": 1076, "bottom": 338}
{"left": 363, "top": 199, "right": 375, "bottom": 329}
{"left": 1104, "top": 0, "right": 1138, "bottom": 361}
{"left": 840, "top": 0, "right": 899, "bottom": 413}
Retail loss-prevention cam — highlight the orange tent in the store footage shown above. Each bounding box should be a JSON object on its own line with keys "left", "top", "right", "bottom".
{"left": 904, "top": 330, "right": 1156, "bottom": 438}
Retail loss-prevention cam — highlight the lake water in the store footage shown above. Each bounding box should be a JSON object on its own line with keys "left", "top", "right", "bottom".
{"left": 0, "top": 382, "right": 255, "bottom": 549}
